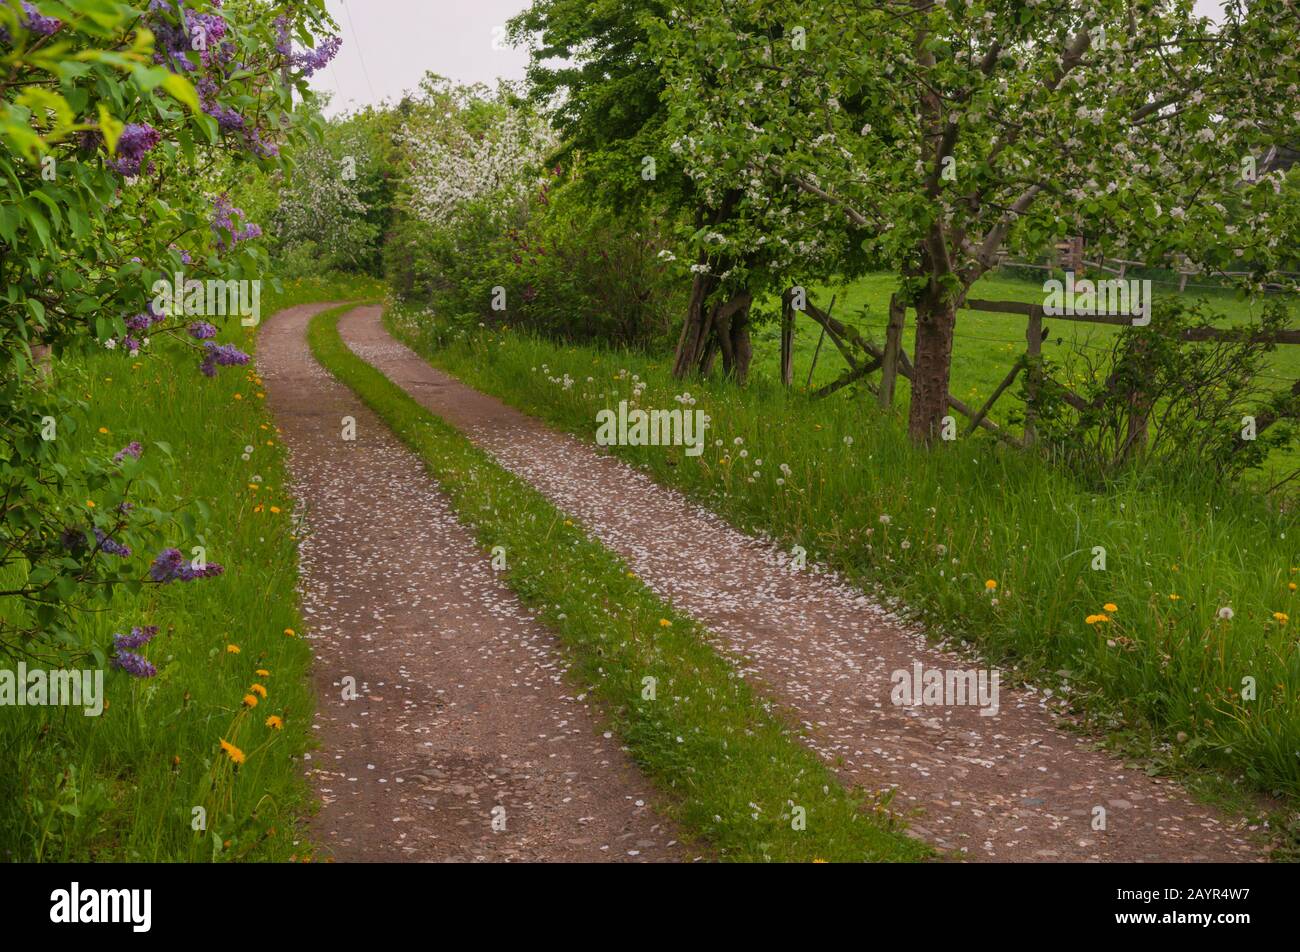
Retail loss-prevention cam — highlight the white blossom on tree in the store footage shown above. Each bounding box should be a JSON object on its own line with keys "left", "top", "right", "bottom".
{"left": 401, "top": 81, "right": 557, "bottom": 229}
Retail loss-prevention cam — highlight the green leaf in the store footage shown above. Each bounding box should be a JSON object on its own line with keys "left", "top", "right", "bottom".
{"left": 162, "top": 73, "right": 201, "bottom": 114}
{"left": 97, "top": 103, "right": 123, "bottom": 154}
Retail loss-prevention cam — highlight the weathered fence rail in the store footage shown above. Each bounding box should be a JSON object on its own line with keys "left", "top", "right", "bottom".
{"left": 999, "top": 236, "right": 1300, "bottom": 293}
{"left": 964, "top": 298, "right": 1300, "bottom": 343}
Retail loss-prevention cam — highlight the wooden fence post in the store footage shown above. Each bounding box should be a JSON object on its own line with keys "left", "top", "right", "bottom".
{"left": 879, "top": 294, "right": 905, "bottom": 408}
{"left": 780, "top": 289, "right": 794, "bottom": 388}
{"left": 1024, "top": 310, "right": 1043, "bottom": 446}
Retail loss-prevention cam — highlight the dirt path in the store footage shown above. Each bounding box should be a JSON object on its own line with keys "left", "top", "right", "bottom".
{"left": 337, "top": 304, "right": 1268, "bottom": 862}
{"left": 259, "top": 304, "right": 685, "bottom": 862}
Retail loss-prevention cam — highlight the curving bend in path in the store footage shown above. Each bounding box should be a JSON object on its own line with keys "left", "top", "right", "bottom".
{"left": 336, "top": 304, "right": 1268, "bottom": 863}
{"left": 259, "top": 304, "right": 684, "bottom": 862}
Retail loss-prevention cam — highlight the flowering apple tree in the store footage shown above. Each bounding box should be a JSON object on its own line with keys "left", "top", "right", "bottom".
{"left": 651, "top": 0, "right": 1300, "bottom": 441}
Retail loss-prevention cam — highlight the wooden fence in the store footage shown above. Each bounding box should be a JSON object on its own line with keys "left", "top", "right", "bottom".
{"left": 782, "top": 286, "right": 1300, "bottom": 452}
{"left": 1000, "top": 236, "right": 1300, "bottom": 294}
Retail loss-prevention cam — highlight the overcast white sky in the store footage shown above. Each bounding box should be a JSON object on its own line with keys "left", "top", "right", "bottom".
{"left": 312, "top": 0, "right": 1231, "bottom": 116}
{"left": 310, "top": 0, "right": 532, "bottom": 115}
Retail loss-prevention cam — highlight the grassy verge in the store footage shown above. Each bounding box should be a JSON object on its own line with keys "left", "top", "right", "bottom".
{"left": 0, "top": 273, "right": 381, "bottom": 862}
{"left": 308, "top": 304, "right": 929, "bottom": 862}
{"left": 387, "top": 300, "right": 1300, "bottom": 808}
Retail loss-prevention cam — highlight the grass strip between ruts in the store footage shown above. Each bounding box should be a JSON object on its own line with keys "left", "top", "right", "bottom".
{"left": 306, "top": 303, "right": 929, "bottom": 863}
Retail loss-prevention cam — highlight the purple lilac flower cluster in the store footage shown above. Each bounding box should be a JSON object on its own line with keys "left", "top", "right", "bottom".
{"left": 94, "top": 528, "right": 132, "bottom": 558}
{"left": 108, "top": 302, "right": 166, "bottom": 355}
{"left": 199, "top": 341, "right": 250, "bottom": 377}
{"left": 21, "top": 2, "right": 61, "bottom": 35}
{"left": 0, "top": 2, "right": 62, "bottom": 44}
{"left": 210, "top": 193, "right": 262, "bottom": 251}
{"left": 274, "top": 15, "right": 342, "bottom": 77}
{"left": 196, "top": 76, "right": 244, "bottom": 132}
{"left": 116, "top": 626, "right": 159, "bottom": 651}
{"left": 188, "top": 321, "right": 218, "bottom": 340}
{"left": 147, "top": 0, "right": 232, "bottom": 72}
{"left": 146, "top": 2, "right": 287, "bottom": 157}
{"left": 112, "top": 626, "right": 160, "bottom": 679}
{"left": 149, "top": 547, "right": 224, "bottom": 583}
{"left": 112, "top": 651, "right": 157, "bottom": 679}
{"left": 124, "top": 305, "right": 166, "bottom": 334}
{"left": 108, "top": 123, "right": 162, "bottom": 177}
{"left": 113, "top": 441, "right": 144, "bottom": 464}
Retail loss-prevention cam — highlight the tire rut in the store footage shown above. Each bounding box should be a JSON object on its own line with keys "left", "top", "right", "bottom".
{"left": 259, "top": 304, "right": 686, "bottom": 862}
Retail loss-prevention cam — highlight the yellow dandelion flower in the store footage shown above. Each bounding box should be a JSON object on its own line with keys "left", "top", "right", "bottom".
{"left": 256, "top": 669, "right": 270, "bottom": 677}
{"left": 284, "top": 628, "right": 296, "bottom": 637}
{"left": 86, "top": 500, "right": 96, "bottom": 508}
{"left": 219, "top": 739, "right": 245, "bottom": 765}
{"left": 984, "top": 579, "right": 997, "bottom": 591}
{"left": 242, "top": 693, "right": 258, "bottom": 708}
{"left": 97, "top": 426, "right": 109, "bottom": 434}
{"left": 1290, "top": 583, "right": 1297, "bottom": 592}
{"left": 269, "top": 506, "right": 281, "bottom": 514}
{"left": 658, "top": 618, "right": 672, "bottom": 628}
{"left": 265, "top": 715, "right": 284, "bottom": 730}
{"left": 1103, "top": 603, "right": 1118, "bottom": 613}
{"left": 250, "top": 684, "right": 267, "bottom": 698}
{"left": 1168, "top": 593, "right": 1181, "bottom": 601}
{"left": 233, "top": 393, "right": 243, "bottom": 400}
{"left": 226, "top": 644, "right": 241, "bottom": 654}
{"left": 1273, "top": 612, "right": 1289, "bottom": 623}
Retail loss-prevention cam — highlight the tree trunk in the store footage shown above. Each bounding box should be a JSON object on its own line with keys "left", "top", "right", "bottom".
{"left": 672, "top": 194, "right": 743, "bottom": 380}
{"left": 711, "top": 291, "right": 753, "bottom": 384}
{"left": 672, "top": 270, "right": 717, "bottom": 379}
{"left": 908, "top": 292, "right": 957, "bottom": 444}
{"left": 31, "top": 343, "right": 53, "bottom": 383}
{"left": 728, "top": 298, "right": 753, "bottom": 384}
{"left": 699, "top": 338, "right": 718, "bottom": 376}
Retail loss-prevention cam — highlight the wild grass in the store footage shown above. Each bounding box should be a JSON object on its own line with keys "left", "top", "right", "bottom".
{"left": 310, "top": 304, "right": 929, "bottom": 862}
{"left": 387, "top": 284, "right": 1300, "bottom": 804}
{"left": 0, "top": 273, "right": 381, "bottom": 862}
